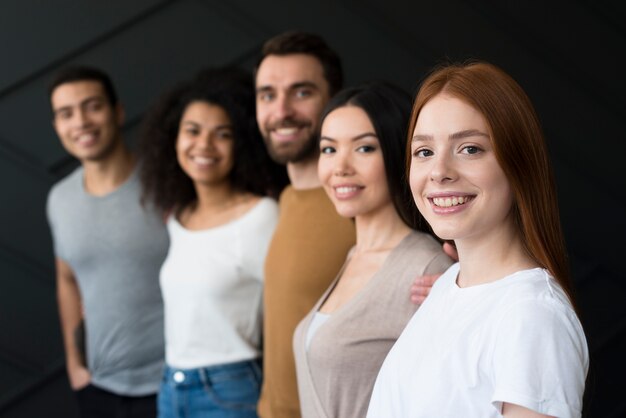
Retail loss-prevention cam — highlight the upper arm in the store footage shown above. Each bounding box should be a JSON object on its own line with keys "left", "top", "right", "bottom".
{"left": 492, "top": 299, "right": 588, "bottom": 417}
{"left": 55, "top": 257, "right": 77, "bottom": 285}
{"left": 502, "top": 402, "right": 554, "bottom": 418}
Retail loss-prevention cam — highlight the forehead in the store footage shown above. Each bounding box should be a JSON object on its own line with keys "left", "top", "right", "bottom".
{"left": 322, "top": 106, "right": 374, "bottom": 136}
{"left": 182, "top": 101, "right": 231, "bottom": 123}
{"left": 51, "top": 80, "right": 107, "bottom": 108}
{"left": 414, "top": 94, "right": 488, "bottom": 134}
{"left": 255, "top": 53, "right": 327, "bottom": 90}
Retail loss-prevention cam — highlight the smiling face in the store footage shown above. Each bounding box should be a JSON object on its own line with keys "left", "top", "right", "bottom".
{"left": 255, "top": 53, "right": 331, "bottom": 164}
{"left": 176, "top": 101, "right": 234, "bottom": 187}
{"left": 318, "top": 106, "right": 392, "bottom": 219}
{"left": 409, "top": 93, "right": 514, "bottom": 243}
{"left": 51, "top": 80, "right": 123, "bottom": 162}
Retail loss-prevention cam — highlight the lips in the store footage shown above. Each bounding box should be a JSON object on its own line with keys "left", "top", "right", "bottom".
{"left": 190, "top": 155, "right": 219, "bottom": 166}
{"left": 274, "top": 127, "right": 299, "bottom": 136}
{"left": 333, "top": 184, "right": 363, "bottom": 199}
{"left": 432, "top": 195, "right": 473, "bottom": 208}
{"left": 426, "top": 193, "right": 475, "bottom": 214}
{"left": 268, "top": 119, "right": 310, "bottom": 142}
{"left": 74, "top": 132, "right": 98, "bottom": 146}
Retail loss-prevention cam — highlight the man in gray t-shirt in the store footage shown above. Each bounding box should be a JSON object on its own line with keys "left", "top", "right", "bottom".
{"left": 46, "top": 66, "right": 168, "bottom": 418}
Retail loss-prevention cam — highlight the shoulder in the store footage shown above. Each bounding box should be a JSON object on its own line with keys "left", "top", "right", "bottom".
{"left": 395, "top": 231, "right": 454, "bottom": 274}
{"left": 47, "top": 167, "right": 83, "bottom": 210}
{"left": 255, "top": 196, "right": 279, "bottom": 217}
{"left": 493, "top": 269, "right": 586, "bottom": 348}
{"left": 239, "top": 197, "right": 279, "bottom": 234}
{"left": 498, "top": 269, "right": 574, "bottom": 314}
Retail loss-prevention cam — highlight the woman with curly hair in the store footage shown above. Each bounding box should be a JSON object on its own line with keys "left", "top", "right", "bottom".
{"left": 139, "top": 67, "right": 287, "bottom": 418}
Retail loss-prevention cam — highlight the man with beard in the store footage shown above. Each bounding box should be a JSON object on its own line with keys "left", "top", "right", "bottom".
{"left": 46, "top": 66, "right": 168, "bottom": 417}
{"left": 254, "top": 32, "right": 356, "bottom": 418}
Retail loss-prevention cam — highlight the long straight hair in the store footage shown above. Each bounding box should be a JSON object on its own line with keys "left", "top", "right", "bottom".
{"left": 407, "top": 62, "right": 573, "bottom": 302}
{"left": 322, "top": 81, "right": 429, "bottom": 232}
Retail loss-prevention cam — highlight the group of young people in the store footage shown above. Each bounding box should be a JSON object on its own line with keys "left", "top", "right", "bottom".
{"left": 46, "top": 30, "right": 588, "bottom": 418}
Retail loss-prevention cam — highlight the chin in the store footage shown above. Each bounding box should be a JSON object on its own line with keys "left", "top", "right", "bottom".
{"left": 429, "top": 226, "right": 458, "bottom": 241}
{"left": 334, "top": 206, "right": 359, "bottom": 219}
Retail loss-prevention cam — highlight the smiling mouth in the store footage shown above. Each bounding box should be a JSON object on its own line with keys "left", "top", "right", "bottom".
{"left": 274, "top": 127, "right": 300, "bottom": 136}
{"left": 75, "top": 133, "right": 97, "bottom": 145}
{"left": 431, "top": 196, "right": 474, "bottom": 207}
{"left": 191, "top": 156, "right": 219, "bottom": 165}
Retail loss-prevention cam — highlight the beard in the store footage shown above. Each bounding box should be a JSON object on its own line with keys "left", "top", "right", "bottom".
{"left": 262, "top": 118, "right": 319, "bottom": 165}
{"left": 264, "top": 133, "right": 318, "bottom": 165}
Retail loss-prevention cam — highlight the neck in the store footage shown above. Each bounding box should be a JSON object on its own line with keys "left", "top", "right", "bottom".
{"left": 286, "top": 153, "right": 321, "bottom": 190}
{"left": 82, "top": 140, "right": 135, "bottom": 196}
{"left": 455, "top": 219, "right": 538, "bottom": 287}
{"left": 354, "top": 203, "right": 412, "bottom": 254}
{"left": 193, "top": 181, "right": 241, "bottom": 213}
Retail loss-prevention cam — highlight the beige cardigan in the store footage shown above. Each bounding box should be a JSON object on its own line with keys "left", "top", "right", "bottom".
{"left": 293, "top": 231, "right": 453, "bottom": 418}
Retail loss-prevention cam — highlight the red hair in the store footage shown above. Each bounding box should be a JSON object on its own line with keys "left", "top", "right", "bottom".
{"left": 407, "top": 62, "right": 574, "bottom": 302}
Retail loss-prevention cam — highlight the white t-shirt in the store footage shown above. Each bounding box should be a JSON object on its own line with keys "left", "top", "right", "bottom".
{"left": 160, "top": 197, "right": 278, "bottom": 369}
{"left": 368, "top": 263, "right": 588, "bottom": 418}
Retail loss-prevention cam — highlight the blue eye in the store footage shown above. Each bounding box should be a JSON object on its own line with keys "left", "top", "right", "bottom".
{"left": 295, "top": 88, "right": 312, "bottom": 99}
{"left": 258, "top": 92, "right": 274, "bottom": 102}
{"left": 413, "top": 148, "right": 433, "bottom": 158}
{"left": 320, "top": 146, "right": 335, "bottom": 154}
{"left": 462, "top": 146, "right": 481, "bottom": 155}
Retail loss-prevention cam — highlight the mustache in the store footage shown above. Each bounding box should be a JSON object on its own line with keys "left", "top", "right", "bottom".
{"left": 267, "top": 117, "right": 311, "bottom": 130}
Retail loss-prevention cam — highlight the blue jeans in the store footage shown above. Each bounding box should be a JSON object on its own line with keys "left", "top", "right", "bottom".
{"left": 157, "top": 359, "right": 261, "bottom": 418}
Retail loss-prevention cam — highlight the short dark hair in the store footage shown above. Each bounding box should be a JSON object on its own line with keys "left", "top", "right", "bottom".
{"left": 139, "top": 66, "right": 288, "bottom": 214}
{"left": 320, "top": 81, "right": 428, "bottom": 232}
{"left": 255, "top": 31, "right": 343, "bottom": 96}
{"left": 48, "top": 66, "right": 118, "bottom": 106}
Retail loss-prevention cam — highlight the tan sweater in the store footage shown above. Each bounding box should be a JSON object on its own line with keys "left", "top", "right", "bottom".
{"left": 293, "top": 231, "right": 453, "bottom": 418}
{"left": 258, "top": 186, "right": 356, "bottom": 418}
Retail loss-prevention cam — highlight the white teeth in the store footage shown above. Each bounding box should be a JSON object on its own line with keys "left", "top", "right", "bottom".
{"left": 275, "top": 127, "right": 298, "bottom": 135}
{"left": 77, "top": 134, "right": 95, "bottom": 143}
{"left": 192, "top": 156, "right": 217, "bottom": 165}
{"left": 433, "top": 196, "right": 468, "bottom": 207}
{"left": 336, "top": 186, "right": 359, "bottom": 194}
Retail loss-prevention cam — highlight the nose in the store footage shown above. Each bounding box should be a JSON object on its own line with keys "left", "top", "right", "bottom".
{"left": 274, "top": 94, "right": 295, "bottom": 119}
{"left": 429, "top": 153, "right": 455, "bottom": 183}
{"left": 197, "top": 132, "right": 216, "bottom": 150}
{"left": 74, "top": 108, "right": 91, "bottom": 128}
{"left": 333, "top": 149, "right": 354, "bottom": 177}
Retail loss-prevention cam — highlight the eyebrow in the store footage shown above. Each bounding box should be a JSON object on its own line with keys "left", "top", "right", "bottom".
{"left": 256, "top": 80, "right": 319, "bottom": 93}
{"left": 181, "top": 121, "right": 233, "bottom": 130}
{"left": 320, "top": 132, "right": 378, "bottom": 142}
{"left": 412, "top": 129, "right": 489, "bottom": 142}
{"left": 53, "top": 96, "right": 105, "bottom": 115}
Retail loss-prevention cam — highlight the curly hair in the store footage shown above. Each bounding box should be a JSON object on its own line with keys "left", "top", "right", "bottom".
{"left": 139, "top": 67, "right": 288, "bottom": 214}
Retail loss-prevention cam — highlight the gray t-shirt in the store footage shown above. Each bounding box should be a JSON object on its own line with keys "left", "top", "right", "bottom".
{"left": 46, "top": 166, "right": 168, "bottom": 396}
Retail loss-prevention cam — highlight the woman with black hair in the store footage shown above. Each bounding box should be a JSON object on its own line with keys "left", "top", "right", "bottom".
{"left": 292, "top": 81, "right": 452, "bottom": 418}
{"left": 139, "top": 67, "right": 287, "bottom": 418}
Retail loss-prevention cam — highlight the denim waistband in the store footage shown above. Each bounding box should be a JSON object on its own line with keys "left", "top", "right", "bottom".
{"left": 162, "top": 358, "right": 262, "bottom": 387}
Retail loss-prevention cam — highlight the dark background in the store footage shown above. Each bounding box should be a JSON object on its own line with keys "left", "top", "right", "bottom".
{"left": 0, "top": 1, "right": 624, "bottom": 417}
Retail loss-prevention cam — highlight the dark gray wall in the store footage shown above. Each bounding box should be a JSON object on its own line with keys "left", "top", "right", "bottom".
{"left": 0, "top": 1, "right": 623, "bottom": 417}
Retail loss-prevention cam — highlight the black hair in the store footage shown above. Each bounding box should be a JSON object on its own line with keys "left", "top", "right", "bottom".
{"left": 48, "top": 65, "right": 118, "bottom": 106}
{"left": 139, "top": 66, "right": 288, "bottom": 214}
{"left": 320, "top": 81, "right": 428, "bottom": 231}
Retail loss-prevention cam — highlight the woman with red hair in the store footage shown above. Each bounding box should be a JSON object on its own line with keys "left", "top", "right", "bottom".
{"left": 368, "top": 62, "right": 588, "bottom": 418}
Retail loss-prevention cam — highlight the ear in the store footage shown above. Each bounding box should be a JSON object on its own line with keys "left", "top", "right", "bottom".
{"left": 115, "top": 103, "right": 126, "bottom": 126}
